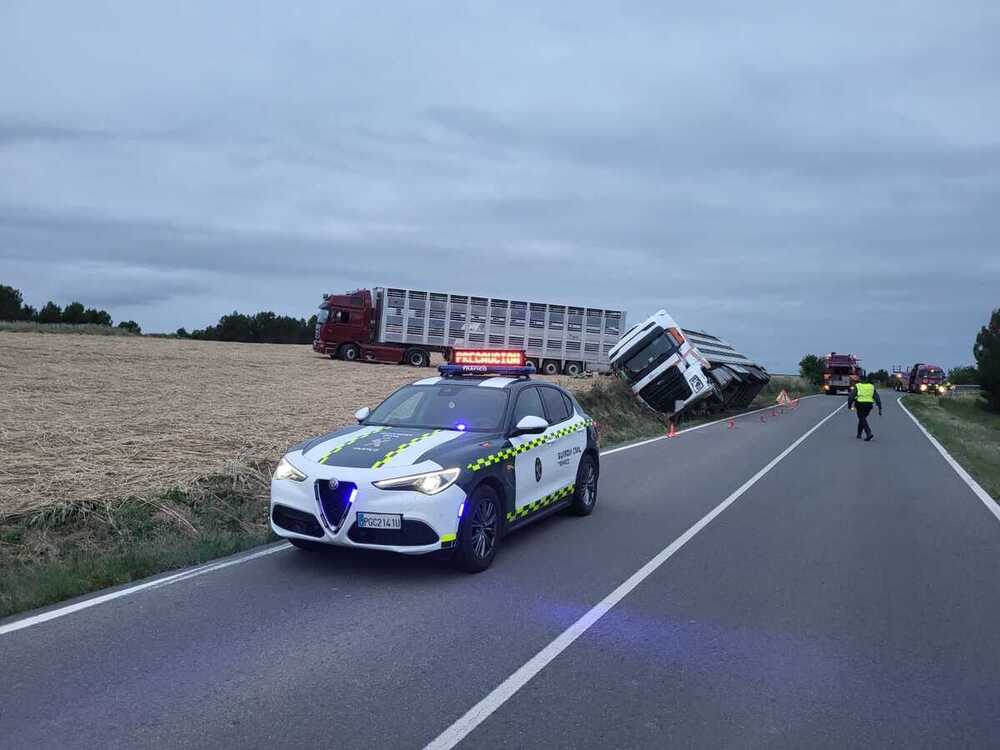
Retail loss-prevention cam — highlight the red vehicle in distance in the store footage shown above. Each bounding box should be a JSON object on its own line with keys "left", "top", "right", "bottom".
{"left": 822, "top": 352, "right": 863, "bottom": 395}
{"left": 906, "top": 363, "right": 946, "bottom": 394}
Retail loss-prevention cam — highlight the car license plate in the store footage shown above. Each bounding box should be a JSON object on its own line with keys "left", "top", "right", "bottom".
{"left": 688, "top": 374, "right": 704, "bottom": 392}
{"left": 357, "top": 512, "right": 402, "bottom": 530}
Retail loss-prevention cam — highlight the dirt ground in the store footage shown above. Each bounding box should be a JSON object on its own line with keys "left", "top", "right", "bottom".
{"left": 0, "top": 333, "right": 589, "bottom": 518}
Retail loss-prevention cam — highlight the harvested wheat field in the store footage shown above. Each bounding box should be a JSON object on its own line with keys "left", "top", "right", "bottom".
{"left": 0, "top": 332, "right": 588, "bottom": 519}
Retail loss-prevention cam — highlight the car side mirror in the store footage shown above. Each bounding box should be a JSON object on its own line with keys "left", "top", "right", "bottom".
{"left": 355, "top": 406, "right": 371, "bottom": 423}
{"left": 513, "top": 415, "right": 548, "bottom": 436}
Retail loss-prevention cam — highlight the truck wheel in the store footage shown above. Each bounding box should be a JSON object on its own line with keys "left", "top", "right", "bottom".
{"left": 563, "top": 361, "right": 583, "bottom": 377}
{"left": 541, "top": 359, "right": 560, "bottom": 376}
{"left": 339, "top": 343, "right": 360, "bottom": 361}
{"left": 526, "top": 358, "right": 540, "bottom": 372}
{"left": 405, "top": 349, "right": 430, "bottom": 367}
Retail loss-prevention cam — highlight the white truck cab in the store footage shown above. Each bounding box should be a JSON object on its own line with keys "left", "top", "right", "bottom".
{"left": 608, "top": 310, "right": 714, "bottom": 416}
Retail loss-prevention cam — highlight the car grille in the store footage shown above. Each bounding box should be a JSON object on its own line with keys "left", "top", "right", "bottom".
{"left": 315, "top": 480, "right": 357, "bottom": 529}
{"left": 639, "top": 368, "right": 693, "bottom": 412}
{"left": 271, "top": 505, "right": 324, "bottom": 538}
{"left": 347, "top": 520, "right": 439, "bottom": 547}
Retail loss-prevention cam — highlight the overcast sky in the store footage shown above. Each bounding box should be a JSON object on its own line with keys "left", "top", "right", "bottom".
{"left": 2, "top": 2, "right": 998, "bottom": 372}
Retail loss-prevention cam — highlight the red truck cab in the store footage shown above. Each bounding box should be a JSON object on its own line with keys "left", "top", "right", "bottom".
{"left": 822, "top": 352, "right": 862, "bottom": 395}
{"left": 907, "top": 363, "right": 946, "bottom": 394}
{"left": 313, "top": 290, "right": 437, "bottom": 366}
{"left": 313, "top": 290, "right": 375, "bottom": 361}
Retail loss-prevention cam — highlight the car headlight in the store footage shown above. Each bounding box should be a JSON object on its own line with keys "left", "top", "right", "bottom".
{"left": 373, "top": 467, "right": 461, "bottom": 495}
{"left": 274, "top": 456, "right": 307, "bottom": 482}
{"left": 920, "top": 384, "right": 928, "bottom": 391}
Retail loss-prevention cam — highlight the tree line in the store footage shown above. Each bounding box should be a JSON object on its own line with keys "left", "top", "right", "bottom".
{"left": 0, "top": 283, "right": 140, "bottom": 333}
{"left": 176, "top": 311, "right": 318, "bottom": 344}
{"left": 797, "top": 306, "right": 1000, "bottom": 413}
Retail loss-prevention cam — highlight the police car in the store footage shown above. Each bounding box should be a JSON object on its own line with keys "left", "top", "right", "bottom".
{"left": 270, "top": 350, "right": 600, "bottom": 571}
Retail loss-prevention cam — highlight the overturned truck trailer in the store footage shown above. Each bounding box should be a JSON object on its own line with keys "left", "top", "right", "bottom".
{"left": 608, "top": 310, "right": 770, "bottom": 418}
{"left": 682, "top": 329, "right": 770, "bottom": 410}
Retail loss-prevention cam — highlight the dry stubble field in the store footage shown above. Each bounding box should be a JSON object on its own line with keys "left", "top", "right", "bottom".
{"left": 0, "top": 333, "right": 585, "bottom": 519}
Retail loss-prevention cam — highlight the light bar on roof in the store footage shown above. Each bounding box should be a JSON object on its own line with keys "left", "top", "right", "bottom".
{"left": 451, "top": 349, "right": 526, "bottom": 367}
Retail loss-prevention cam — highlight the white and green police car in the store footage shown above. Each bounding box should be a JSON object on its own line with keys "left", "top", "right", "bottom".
{"left": 270, "top": 352, "right": 599, "bottom": 571}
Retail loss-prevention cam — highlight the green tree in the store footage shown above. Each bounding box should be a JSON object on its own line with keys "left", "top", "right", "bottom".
{"left": 118, "top": 320, "right": 142, "bottom": 334}
{"left": 0, "top": 284, "right": 26, "bottom": 321}
{"left": 974, "top": 308, "right": 1000, "bottom": 412}
{"left": 799, "top": 354, "right": 825, "bottom": 386}
{"left": 175, "top": 327, "right": 190, "bottom": 338}
{"left": 37, "top": 301, "right": 63, "bottom": 323}
{"left": 948, "top": 365, "right": 978, "bottom": 385}
{"left": 62, "top": 301, "right": 86, "bottom": 324}
{"left": 870, "top": 368, "right": 890, "bottom": 386}
{"left": 83, "top": 307, "right": 113, "bottom": 326}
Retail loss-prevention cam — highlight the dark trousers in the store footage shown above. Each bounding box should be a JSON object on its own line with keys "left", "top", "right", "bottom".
{"left": 856, "top": 403, "right": 874, "bottom": 438}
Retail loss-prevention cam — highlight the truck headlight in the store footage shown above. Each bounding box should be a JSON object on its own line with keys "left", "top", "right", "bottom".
{"left": 274, "top": 456, "right": 307, "bottom": 482}
{"left": 373, "top": 467, "right": 460, "bottom": 495}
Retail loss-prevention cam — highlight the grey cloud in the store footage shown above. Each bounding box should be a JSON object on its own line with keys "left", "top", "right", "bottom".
{"left": 1, "top": 1, "right": 998, "bottom": 370}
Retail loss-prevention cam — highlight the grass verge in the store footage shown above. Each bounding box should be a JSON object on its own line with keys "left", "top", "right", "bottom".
{"left": 0, "top": 475, "right": 271, "bottom": 619}
{"left": 902, "top": 394, "right": 1000, "bottom": 501}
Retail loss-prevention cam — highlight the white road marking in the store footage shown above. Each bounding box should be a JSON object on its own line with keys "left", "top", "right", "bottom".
{"left": 0, "top": 543, "right": 291, "bottom": 636}
{"left": 600, "top": 393, "right": 824, "bottom": 456}
{"left": 1, "top": 394, "right": 824, "bottom": 635}
{"left": 424, "top": 401, "right": 846, "bottom": 750}
{"left": 897, "top": 396, "right": 1000, "bottom": 523}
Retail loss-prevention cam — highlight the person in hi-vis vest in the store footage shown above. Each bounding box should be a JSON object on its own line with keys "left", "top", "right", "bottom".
{"left": 847, "top": 374, "right": 882, "bottom": 441}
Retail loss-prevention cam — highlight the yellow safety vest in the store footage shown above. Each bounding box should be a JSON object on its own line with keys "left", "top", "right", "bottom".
{"left": 855, "top": 382, "right": 875, "bottom": 403}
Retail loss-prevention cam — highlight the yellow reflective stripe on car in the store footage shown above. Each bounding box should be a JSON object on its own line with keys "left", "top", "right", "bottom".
{"left": 439, "top": 532, "right": 457, "bottom": 543}
{"left": 318, "top": 426, "right": 388, "bottom": 465}
{"left": 507, "top": 483, "right": 575, "bottom": 523}
{"left": 371, "top": 430, "right": 441, "bottom": 469}
{"left": 466, "top": 418, "right": 593, "bottom": 472}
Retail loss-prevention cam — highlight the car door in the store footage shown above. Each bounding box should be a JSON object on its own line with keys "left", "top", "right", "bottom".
{"left": 538, "top": 387, "right": 585, "bottom": 493}
{"left": 507, "top": 386, "right": 560, "bottom": 521}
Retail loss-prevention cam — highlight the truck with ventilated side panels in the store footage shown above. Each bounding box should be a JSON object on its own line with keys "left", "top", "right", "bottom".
{"left": 313, "top": 287, "right": 626, "bottom": 374}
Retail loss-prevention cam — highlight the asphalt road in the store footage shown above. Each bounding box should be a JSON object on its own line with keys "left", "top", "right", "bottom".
{"left": 2, "top": 394, "right": 999, "bottom": 749}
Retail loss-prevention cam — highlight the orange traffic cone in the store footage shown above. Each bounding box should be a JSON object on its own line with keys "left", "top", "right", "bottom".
{"left": 667, "top": 422, "right": 678, "bottom": 439}
{"left": 728, "top": 418, "right": 736, "bottom": 430}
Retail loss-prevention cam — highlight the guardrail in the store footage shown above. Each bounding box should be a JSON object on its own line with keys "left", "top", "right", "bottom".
{"left": 943, "top": 384, "right": 981, "bottom": 397}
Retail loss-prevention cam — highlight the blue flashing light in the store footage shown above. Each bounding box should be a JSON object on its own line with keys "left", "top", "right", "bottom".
{"left": 348, "top": 487, "right": 358, "bottom": 506}
{"left": 455, "top": 423, "right": 467, "bottom": 431}
{"left": 457, "top": 502, "right": 465, "bottom": 518}
{"left": 438, "top": 363, "right": 535, "bottom": 378}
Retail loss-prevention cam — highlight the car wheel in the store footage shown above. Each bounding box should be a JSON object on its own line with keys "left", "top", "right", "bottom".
{"left": 542, "top": 359, "right": 560, "bottom": 376}
{"left": 454, "top": 486, "right": 501, "bottom": 572}
{"left": 340, "top": 343, "right": 360, "bottom": 361}
{"left": 405, "top": 348, "right": 430, "bottom": 367}
{"left": 289, "top": 538, "right": 326, "bottom": 552}
{"left": 570, "top": 454, "right": 598, "bottom": 516}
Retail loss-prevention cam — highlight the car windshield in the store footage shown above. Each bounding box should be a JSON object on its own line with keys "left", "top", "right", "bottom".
{"left": 622, "top": 332, "right": 678, "bottom": 379}
{"left": 365, "top": 384, "right": 509, "bottom": 432}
